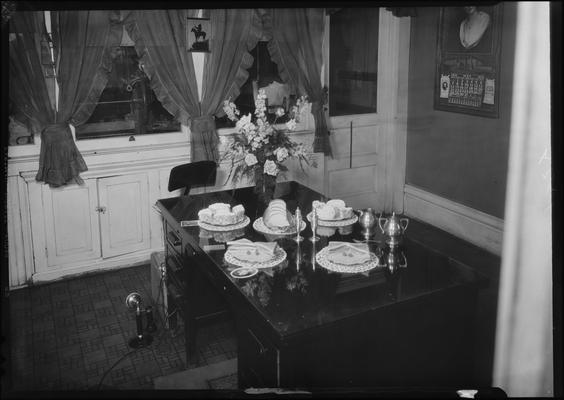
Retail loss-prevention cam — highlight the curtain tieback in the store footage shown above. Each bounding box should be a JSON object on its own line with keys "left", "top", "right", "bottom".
{"left": 310, "top": 100, "right": 323, "bottom": 114}
{"left": 41, "top": 123, "right": 73, "bottom": 144}
{"left": 190, "top": 115, "right": 216, "bottom": 133}
{"left": 190, "top": 115, "right": 219, "bottom": 162}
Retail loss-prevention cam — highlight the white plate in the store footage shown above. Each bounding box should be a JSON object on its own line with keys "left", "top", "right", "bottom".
{"left": 307, "top": 212, "right": 358, "bottom": 227}
{"left": 230, "top": 267, "right": 258, "bottom": 279}
{"left": 225, "top": 247, "right": 287, "bottom": 269}
{"left": 253, "top": 217, "right": 306, "bottom": 236}
{"left": 198, "top": 216, "right": 250, "bottom": 232}
{"left": 316, "top": 246, "right": 380, "bottom": 274}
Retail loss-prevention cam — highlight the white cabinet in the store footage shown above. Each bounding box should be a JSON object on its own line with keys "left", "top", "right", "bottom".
{"left": 7, "top": 138, "right": 193, "bottom": 288}
{"left": 42, "top": 179, "right": 101, "bottom": 266}
{"left": 98, "top": 174, "right": 151, "bottom": 258}
{"left": 29, "top": 173, "right": 152, "bottom": 282}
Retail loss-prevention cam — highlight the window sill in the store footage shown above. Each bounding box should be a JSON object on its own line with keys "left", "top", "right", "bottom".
{"left": 7, "top": 114, "right": 315, "bottom": 161}
{"left": 8, "top": 128, "right": 190, "bottom": 159}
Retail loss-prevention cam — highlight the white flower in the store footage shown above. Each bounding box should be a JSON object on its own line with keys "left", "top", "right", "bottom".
{"left": 236, "top": 113, "right": 251, "bottom": 129}
{"left": 223, "top": 99, "right": 240, "bottom": 121}
{"left": 286, "top": 119, "right": 297, "bottom": 131}
{"left": 264, "top": 160, "right": 279, "bottom": 176}
{"left": 275, "top": 147, "right": 289, "bottom": 162}
{"left": 275, "top": 107, "right": 285, "bottom": 117}
{"left": 244, "top": 153, "right": 258, "bottom": 166}
{"left": 236, "top": 113, "right": 257, "bottom": 139}
{"left": 291, "top": 95, "right": 309, "bottom": 122}
{"left": 255, "top": 89, "right": 267, "bottom": 116}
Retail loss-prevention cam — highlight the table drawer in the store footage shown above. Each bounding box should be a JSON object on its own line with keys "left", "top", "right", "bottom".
{"left": 165, "top": 221, "right": 182, "bottom": 256}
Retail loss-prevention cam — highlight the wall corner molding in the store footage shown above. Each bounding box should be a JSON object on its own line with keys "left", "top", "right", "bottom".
{"left": 403, "top": 184, "right": 504, "bottom": 255}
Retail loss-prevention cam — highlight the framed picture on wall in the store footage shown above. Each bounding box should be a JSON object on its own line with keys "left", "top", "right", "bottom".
{"left": 434, "top": 4, "right": 503, "bottom": 118}
{"left": 187, "top": 17, "right": 210, "bottom": 53}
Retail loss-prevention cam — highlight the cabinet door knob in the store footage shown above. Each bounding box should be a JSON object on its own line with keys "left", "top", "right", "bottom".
{"left": 95, "top": 206, "right": 107, "bottom": 214}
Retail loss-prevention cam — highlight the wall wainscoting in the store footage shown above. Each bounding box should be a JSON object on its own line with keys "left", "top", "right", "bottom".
{"left": 403, "top": 184, "right": 504, "bottom": 255}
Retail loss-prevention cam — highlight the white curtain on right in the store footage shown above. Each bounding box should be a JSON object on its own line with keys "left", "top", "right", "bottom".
{"left": 493, "top": 2, "right": 553, "bottom": 397}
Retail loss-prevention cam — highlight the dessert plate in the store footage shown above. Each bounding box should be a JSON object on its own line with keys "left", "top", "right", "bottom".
{"left": 306, "top": 212, "right": 358, "bottom": 227}
{"left": 198, "top": 216, "right": 250, "bottom": 231}
{"left": 253, "top": 217, "right": 306, "bottom": 236}
{"left": 316, "top": 246, "right": 380, "bottom": 274}
{"left": 225, "top": 246, "right": 287, "bottom": 269}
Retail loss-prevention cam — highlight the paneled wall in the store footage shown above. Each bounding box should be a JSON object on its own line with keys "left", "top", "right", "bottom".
{"left": 406, "top": 4, "right": 517, "bottom": 219}
{"left": 324, "top": 11, "right": 411, "bottom": 213}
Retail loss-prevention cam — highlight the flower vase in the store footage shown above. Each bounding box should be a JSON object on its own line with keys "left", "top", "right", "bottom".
{"left": 254, "top": 167, "right": 277, "bottom": 210}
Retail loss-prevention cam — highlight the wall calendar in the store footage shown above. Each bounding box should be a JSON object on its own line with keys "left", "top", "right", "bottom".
{"left": 434, "top": 5, "right": 503, "bottom": 118}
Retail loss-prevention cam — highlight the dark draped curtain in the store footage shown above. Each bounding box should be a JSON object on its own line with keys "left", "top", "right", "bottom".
{"left": 9, "top": 12, "right": 55, "bottom": 138}
{"left": 123, "top": 9, "right": 261, "bottom": 162}
{"left": 9, "top": 11, "right": 116, "bottom": 187}
{"left": 198, "top": 8, "right": 262, "bottom": 161}
{"left": 265, "top": 8, "right": 332, "bottom": 156}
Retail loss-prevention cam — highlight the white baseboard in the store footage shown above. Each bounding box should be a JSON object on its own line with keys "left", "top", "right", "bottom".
{"left": 30, "top": 247, "right": 162, "bottom": 285}
{"left": 404, "top": 184, "right": 504, "bottom": 255}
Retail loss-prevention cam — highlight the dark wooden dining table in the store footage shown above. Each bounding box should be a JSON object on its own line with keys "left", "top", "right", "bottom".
{"left": 156, "top": 181, "right": 488, "bottom": 389}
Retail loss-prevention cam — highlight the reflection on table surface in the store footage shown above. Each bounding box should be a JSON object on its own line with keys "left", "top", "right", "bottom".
{"left": 157, "top": 181, "right": 486, "bottom": 337}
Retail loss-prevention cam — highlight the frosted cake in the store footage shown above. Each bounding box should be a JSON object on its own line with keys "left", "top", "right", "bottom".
{"left": 198, "top": 203, "right": 246, "bottom": 226}
{"left": 312, "top": 199, "right": 354, "bottom": 221}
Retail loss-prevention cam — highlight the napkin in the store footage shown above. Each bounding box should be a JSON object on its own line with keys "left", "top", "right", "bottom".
{"left": 227, "top": 239, "right": 278, "bottom": 263}
{"left": 326, "top": 241, "right": 371, "bottom": 265}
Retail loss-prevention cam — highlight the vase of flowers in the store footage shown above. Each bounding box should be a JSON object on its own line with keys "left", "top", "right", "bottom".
{"left": 222, "top": 89, "right": 315, "bottom": 208}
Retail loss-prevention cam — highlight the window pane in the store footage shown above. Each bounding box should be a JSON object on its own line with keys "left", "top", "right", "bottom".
{"left": 329, "top": 8, "right": 379, "bottom": 116}
{"left": 215, "top": 42, "right": 293, "bottom": 128}
{"left": 76, "top": 46, "right": 179, "bottom": 139}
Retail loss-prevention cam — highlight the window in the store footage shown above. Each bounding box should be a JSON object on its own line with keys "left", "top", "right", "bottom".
{"left": 329, "top": 8, "right": 379, "bottom": 116}
{"left": 215, "top": 41, "right": 295, "bottom": 128}
{"left": 75, "top": 46, "right": 180, "bottom": 140}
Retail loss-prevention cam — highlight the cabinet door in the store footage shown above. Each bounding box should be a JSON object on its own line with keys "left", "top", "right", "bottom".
{"left": 98, "top": 174, "right": 151, "bottom": 258}
{"left": 42, "top": 179, "right": 101, "bottom": 267}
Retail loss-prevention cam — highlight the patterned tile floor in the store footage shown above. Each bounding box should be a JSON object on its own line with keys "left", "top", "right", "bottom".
{"left": 7, "top": 264, "right": 237, "bottom": 391}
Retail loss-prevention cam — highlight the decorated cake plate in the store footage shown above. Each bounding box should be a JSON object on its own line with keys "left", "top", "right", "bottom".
{"left": 315, "top": 246, "right": 380, "bottom": 274}
{"left": 306, "top": 212, "right": 358, "bottom": 227}
{"left": 225, "top": 246, "right": 287, "bottom": 269}
{"left": 198, "top": 216, "right": 250, "bottom": 232}
{"left": 253, "top": 217, "right": 307, "bottom": 236}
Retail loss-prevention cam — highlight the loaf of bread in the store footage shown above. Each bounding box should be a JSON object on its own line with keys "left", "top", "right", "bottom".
{"left": 312, "top": 199, "right": 354, "bottom": 221}
{"left": 198, "top": 203, "right": 246, "bottom": 226}
{"left": 263, "top": 199, "right": 294, "bottom": 231}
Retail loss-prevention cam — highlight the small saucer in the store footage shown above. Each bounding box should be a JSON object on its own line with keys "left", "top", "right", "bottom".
{"left": 230, "top": 267, "right": 258, "bottom": 279}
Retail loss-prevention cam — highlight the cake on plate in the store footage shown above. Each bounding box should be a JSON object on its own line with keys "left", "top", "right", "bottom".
{"left": 312, "top": 199, "right": 354, "bottom": 221}
{"left": 198, "top": 203, "right": 246, "bottom": 226}
{"left": 263, "top": 199, "right": 294, "bottom": 232}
